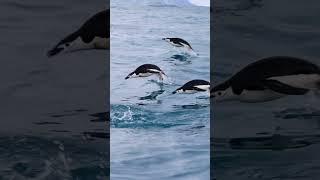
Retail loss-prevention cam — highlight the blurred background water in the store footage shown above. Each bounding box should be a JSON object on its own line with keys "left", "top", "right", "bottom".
{"left": 111, "top": 0, "right": 210, "bottom": 179}
{"left": 212, "top": 0, "right": 320, "bottom": 179}
{"left": 0, "top": 0, "right": 109, "bottom": 179}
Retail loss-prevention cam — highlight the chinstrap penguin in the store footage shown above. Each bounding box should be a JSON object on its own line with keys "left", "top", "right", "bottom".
{"left": 173, "top": 80, "right": 210, "bottom": 94}
{"left": 211, "top": 56, "right": 320, "bottom": 103}
{"left": 47, "top": 9, "right": 109, "bottom": 57}
{"left": 125, "top": 64, "right": 167, "bottom": 81}
{"left": 162, "top": 38, "right": 194, "bottom": 50}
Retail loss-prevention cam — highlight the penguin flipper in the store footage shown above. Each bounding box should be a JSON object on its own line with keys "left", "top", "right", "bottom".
{"left": 147, "top": 69, "right": 161, "bottom": 73}
{"left": 263, "top": 79, "right": 309, "bottom": 95}
{"left": 193, "top": 87, "right": 207, "bottom": 92}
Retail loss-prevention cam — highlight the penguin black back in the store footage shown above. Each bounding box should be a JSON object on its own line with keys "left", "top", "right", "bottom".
{"left": 79, "top": 9, "right": 109, "bottom": 43}
{"left": 173, "top": 79, "right": 210, "bottom": 94}
{"left": 216, "top": 56, "right": 320, "bottom": 94}
{"left": 58, "top": 9, "right": 109, "bottom": 45}
{"left": 47, "top": 9, "right": 109, "bottom": 57}
{"left": 135, "top": 64, "right": 162, "bottom": 74}
{"left": 181, "top": 80, "right": 210, "bottom": 89}
{"left": 231, "top": 56, "right": 320, "bottom": 81}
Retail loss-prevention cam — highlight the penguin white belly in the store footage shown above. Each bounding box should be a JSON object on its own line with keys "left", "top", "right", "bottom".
{"left": 269, "top": 74, "right": 320, "bottom": 90}
{"left": 238, "top": 89, "right": 286, "bottom": 103}
{"left": 194, "top": 85, "right": 210, "bottom": 91}
{"left": 68, "top": 37, "right": 95, "bottom": 51}
{"left": 138, "top": 73, "right": 153, "bottom": 77}
{"left": 184, "top": 90, "right": 199, "bottom": 94}
{"left": 70, "top": 37, "right": 108, "bottom": 51}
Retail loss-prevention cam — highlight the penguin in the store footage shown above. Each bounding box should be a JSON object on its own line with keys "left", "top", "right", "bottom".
{"left": 162, "top": 38, "right": 194, "bottom": 50}
{"left": 173, "top": 80, "right": 210, "bottom": 94}
{"left": 125, "top": 64, "right": 167, "bottom": 81}
{"left": 211, "top": 56, "right": 320, "bottom": 103}
{"left": 47, "top": 9, "right": 109, "bottom": 57}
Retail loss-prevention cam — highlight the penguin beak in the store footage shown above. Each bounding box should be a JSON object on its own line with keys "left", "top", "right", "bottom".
{"left": 47, "top": 47, "right": 64, "bottom": 57}
{"left": 172, "top": 88, "right": 181, "bottom": 94}
{"left": 125, "top": 72, "right": 134, "bottom": 80}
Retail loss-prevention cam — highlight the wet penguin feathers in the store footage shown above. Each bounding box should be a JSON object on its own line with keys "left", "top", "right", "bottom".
{"left": 47, "top": 9, "right": 110, "bottom": 57}
{"left": 213, "top": 56, "right": 320, "bottom": 95}
{"left": 163, "top": 37, "right": 193, "bottom": 50}
{"left": 227, "top": 56, "right": 320, "bottom": 94}
{"left": 231, "top": 56, "right": 320, "bottom": 81}
{"left": 125, "top": 64, "right": 166, "bottom": 80}
{"left": 173, "top": 79, "right": 210, "bottom": 94}
{"left": 79, "top": 9, "right": 110, "bottom": 42}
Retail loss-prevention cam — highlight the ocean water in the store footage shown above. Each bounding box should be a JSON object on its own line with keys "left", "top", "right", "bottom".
{"left": 0, "top": 0, "right": 109, "bottom": 179}
{"left": 110, "top": 0, "right": 210, "bottom": 179}
{"left": 212, "top": 0, "right": 320, "bottom": 179}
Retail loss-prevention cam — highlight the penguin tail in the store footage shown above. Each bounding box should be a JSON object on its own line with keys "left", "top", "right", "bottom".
{"left": 159, "top": 73, "right": 164, "bottom": 81}
{"left": 159, "top": 71, "right": 168, "bottom": 81}
{"left": 186, "top": 46, "right": 198, "bottom": 56}
{"left": 161, "top": 71, "right": 167, "bottom": 77}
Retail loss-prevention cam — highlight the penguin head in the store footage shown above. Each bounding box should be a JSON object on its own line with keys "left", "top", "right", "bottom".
{"left": 172, "top": 88, "right": 184, "bottom": 94}
{"left": 125, "top": 72, "right": 141, "bottom": 79}
{"left": 211, "top": 83, "right": 235, "bottom": 101}
{"left": 211, "top": 89, "right": 229, "bottom": 101}
{"left": 125, "top": 72, "right": 134, "bottom": 79}
{"left": 47, "top": 34, "right": 96, "bottom": 57}
{"left": 162, "top": 38, "right": 171, "bottom": 43}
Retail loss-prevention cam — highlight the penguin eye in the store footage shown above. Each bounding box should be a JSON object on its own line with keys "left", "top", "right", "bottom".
{"left": 217, "top": 92, "right": 222, "bottom": 96}
{"left": 65, "top": 43, "right": 70, "bottom": 47}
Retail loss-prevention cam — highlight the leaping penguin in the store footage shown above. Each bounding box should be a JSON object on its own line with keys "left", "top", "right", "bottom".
{"left": 211, "top": 56, "right": 320, "bottom": 103}
{"left": 162, "top": 38, "right": 194, "bottom": 50}
{"left": 47, "top": 9, "right": 109, "bottom": 57}
{"left": 173, "top": 80, "right": 210, "bottom": 94}
{"left": 125, "top": 64, "right": 167, "bottom": 81}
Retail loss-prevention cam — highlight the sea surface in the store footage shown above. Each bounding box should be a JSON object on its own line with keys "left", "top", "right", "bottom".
{"left": 212, "top": 0, "right": 320, "bottom": 179}
{"left": 0, "top": 0, "right": 109, "bottom": 179}
{"left": 110, "top": 0, "right": 210, "bottom": 179}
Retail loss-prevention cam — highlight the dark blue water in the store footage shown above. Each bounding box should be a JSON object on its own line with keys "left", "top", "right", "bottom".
{"left": 111, "top": 0, "right": 210, "bottom": 179}
{"left": 212, "top": 0, "right": 320, "bottom": 179}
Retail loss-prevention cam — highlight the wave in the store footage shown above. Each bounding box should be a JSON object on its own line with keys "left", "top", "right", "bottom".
{"left": 111, "top": 105, "right": 185, "bottom": 128}
{"left": 111, "top": 104, "right": 209, "bottom": 128}
{"left": 0, "top": 135, "right": 108, "bottom": 179}
{"left": 113, "top": 0, "right": 210, "bottom": 7}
